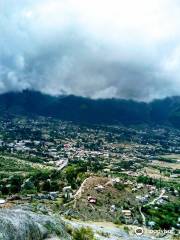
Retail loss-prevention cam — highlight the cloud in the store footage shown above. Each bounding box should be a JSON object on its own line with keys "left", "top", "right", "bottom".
{"left": 1, "top": 0, "right": 180, "bottom": 101}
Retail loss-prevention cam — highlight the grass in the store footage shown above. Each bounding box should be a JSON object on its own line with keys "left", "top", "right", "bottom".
{"left": 0, "top": 155, "right": 54, "bottom": 173}
{"left": 0, "top": 156, "right": 34, "bottom": 172}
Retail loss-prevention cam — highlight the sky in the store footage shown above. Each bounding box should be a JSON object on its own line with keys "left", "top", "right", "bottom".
{"left": 1, "top": 0, "right": 180, "bottom": 101}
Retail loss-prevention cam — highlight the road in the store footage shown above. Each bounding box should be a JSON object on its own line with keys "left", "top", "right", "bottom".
{"left": 140, "top": 189, "right": 166, "bottom": 226}
{"left": 56, "top": 159, "right": 68, "bottom": 170}
{"left": 139, "top": 206, "right": 146, "bottom": 226}
{"left": 146, "top": 189, "right": 166, "bottom": 206}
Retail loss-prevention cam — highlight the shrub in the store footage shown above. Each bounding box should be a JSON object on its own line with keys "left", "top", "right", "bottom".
{"left": 123, "top": 226, "right": 129, "bottom": 234}
{"left": 72, "top": 227, "right": 96, "bottom": 240}
{"left": 97, "top": 231, "right": 110, "bottom": 237}
{"left": 114, "top": 183, "right": 125, "bottom": 191}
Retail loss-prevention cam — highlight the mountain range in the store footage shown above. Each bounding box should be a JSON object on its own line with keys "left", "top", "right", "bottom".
{"left": 0, "top": 90, "right": 180, "bottom": 127}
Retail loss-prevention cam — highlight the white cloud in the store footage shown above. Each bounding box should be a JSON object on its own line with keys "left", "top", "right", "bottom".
{"left": 0, "top": 0, "right": 180, "bottom": 101}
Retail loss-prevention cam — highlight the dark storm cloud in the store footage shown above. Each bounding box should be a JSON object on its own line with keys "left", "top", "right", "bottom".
{"left": 1, "top": 0, "right": 180, "bottom": 101}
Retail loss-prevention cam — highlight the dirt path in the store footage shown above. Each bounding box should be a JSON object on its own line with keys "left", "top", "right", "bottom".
{"left": 63, "top": 218, "right": 162, "bottom": 240}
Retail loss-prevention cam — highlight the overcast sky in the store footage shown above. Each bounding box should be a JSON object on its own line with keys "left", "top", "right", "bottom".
{"left": 1, "top": 0, "right": 180, "bottom": 101}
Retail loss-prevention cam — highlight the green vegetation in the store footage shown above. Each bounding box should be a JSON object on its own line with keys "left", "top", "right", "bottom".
{"left": 64, "top": 162, "right": 88, "bottom": 188}
{"left": 137, "top": 175, "right": 180, "bottom": 191}
{"left": 114, "top": 182, "right": 125, "bottom": 191}
{"left": 159, "top": 157, "right": 177, "bottom": 163}
{"left": 0, "top": 175, "right": 24, "bottom": 195}
{"left": 143, "top": 202, "right": 180, "bottom": 229}
{"left": 0, "top": 114, "right": 179, "bottom": 235}
{"left": 0, "top": 156, "right": 34, "bottom": 172}
{"left": 0, "top": 160, "right": 89, "bottom": 196}
{"left": 72, "top": 227, "right": 96, "bottom": 240}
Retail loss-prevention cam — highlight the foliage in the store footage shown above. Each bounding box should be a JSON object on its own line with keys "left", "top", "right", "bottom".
{"left": 65, "top": 162, "right": 87, "bottom": 188}
{"left": 72, "top": 227, "right": 96, "bottom": 240}
{"left": 143, "top": 202, "right": 180, "bottom": 229}
{"left": 114, "top": 182, "right": 125, "bottom": 191}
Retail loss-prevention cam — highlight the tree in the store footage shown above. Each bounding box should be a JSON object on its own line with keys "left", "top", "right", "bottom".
{"left": 9, "top": 175, "right": 24, "bottom": 193}
{"left": 65, "top": 166, "right": 77, "bottom": 185}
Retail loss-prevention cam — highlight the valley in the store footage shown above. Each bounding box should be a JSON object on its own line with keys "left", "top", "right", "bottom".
{"left": 0, "top": 115, "right": 179, "bottom": 239}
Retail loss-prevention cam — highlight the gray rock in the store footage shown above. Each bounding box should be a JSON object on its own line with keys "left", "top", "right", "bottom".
{"left": 0, "top": 208, "right": 71, "bottom": 240}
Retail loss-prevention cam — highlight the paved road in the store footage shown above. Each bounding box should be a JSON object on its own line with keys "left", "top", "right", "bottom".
{"left": 139, "top": 206, "right": 146, "bottom": 226}
{"left": 146, "top": 189, "right": 166, "bottom": 206}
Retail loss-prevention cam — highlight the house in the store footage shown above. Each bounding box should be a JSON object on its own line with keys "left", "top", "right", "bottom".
{"left": 49, "top": 192, "right": 59, "bottom": 200}
{"left": 170, "top": 174, "right": 180, "bottom": 178}
{"left": 94, "top": 185, "right": 104, "bottom": 192}
{"left": 149, "top": 190, "right": 156, "bottom": 196}
{"left": 148, "top": 221, "right": 156, "bottom": 228}
{"left": 146, "top": 185, "right": 156, "bottom": 191}
{"left": 162, "top": 195, "right": 169, "bottom": 200}
{"left": 0, "top": 199, "right": 6, "bottom": 205}
{"left": 132, "top": 188, "right": 137, "bottom": 192}
{"left": 122, "top": 210, "right": 132, "bottom": 218}
{"left": 136, "top": 183, "right": 144, "bottom": 189}
{"left": 110, "top": 205, "right": 116, "bottom": 213}
{"left": 63, "top": 186, "right": 73, "bottom": 200}
{"left": 106, "top": 177, "right": 121, "bottom": 186}
{"left": 124, "top": 180, "right": 133, "bottom": 185}
{"left": 88, "top": 196, "right": 97, "bottom": 204}
{"left": 136, "top": 195, "right": 148, "bottom": 204}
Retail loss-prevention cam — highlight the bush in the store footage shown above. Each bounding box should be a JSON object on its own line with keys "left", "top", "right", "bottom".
{"left": 123, "top": 226, "right": 129, "bottom": 234}
{"left": 65, "top": 224, "right": 73, "bottom": 235}
{"left": 113, "top": 217, "right": 122, "bottom": 225}
{"left": 97, "top": 231, "right": 110, "bottom": 238}
{"left": 72, "top": 227, "right": 96, "bottom": 240}
{"left": 114, "top": 182, "right": 125, "bottom": 191}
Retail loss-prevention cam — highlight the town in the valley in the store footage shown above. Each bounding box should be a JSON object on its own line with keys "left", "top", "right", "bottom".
{"left": 0, "top": 115, "right": 179, "bottom": 239}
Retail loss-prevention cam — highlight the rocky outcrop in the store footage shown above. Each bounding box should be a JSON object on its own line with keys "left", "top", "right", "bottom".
{"left": 0, "top": 208, "right": 71, "bottom": 240}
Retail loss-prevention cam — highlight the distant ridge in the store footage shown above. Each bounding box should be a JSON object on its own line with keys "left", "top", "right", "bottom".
{"left": 0, "top": 90, "right": 180, "bottom": 127}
